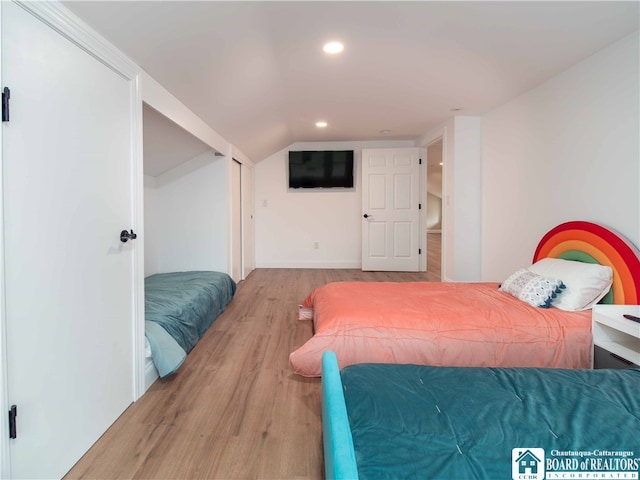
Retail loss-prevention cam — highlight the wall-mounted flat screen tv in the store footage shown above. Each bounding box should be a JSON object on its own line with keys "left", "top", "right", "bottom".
{"left": 288, "top": 150, "right": 354, "bottom": 189}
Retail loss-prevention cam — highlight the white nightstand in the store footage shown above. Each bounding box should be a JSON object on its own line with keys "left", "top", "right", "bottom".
{"left": 592, "top": 305, "right": 640, "bottom": 369}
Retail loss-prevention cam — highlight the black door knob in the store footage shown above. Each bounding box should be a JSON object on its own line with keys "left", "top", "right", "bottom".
{"left": 363, "top": 214, "right": 370, "bottom": 218}
{"left": 120, "top": 229, "right": 137, "bottom": 243}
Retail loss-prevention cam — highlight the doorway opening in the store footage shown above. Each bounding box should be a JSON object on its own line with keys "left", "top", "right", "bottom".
{"left": 426, "top": 138, "right": 443, "bottom": 281}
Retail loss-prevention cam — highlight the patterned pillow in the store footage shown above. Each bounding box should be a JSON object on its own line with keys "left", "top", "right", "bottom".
{"left": 499, "top": 268, "right": 565, "bottom": 308}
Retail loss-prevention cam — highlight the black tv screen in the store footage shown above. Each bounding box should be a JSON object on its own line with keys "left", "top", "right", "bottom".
{"left": 288, "top": 150, "right": 354, "bottom": 189}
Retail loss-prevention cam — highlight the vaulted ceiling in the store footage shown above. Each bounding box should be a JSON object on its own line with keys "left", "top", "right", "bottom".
{"left": 64, "top": 1, "right": 639, "bottom": 163}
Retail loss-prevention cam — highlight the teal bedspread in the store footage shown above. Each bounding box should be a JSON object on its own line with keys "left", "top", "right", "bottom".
{"left": 339, "top": 363, "right": 640, "bottom": 479}
{"left": 145, "top": 271, "right": 236, "bottom": 378}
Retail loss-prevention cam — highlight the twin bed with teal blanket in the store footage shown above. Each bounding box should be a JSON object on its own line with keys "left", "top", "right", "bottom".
{"left": 322, "top": 351, "right": 640, "bottom": 480}
{"left": 145, "top": 271, "right": 236, "bottom": 378}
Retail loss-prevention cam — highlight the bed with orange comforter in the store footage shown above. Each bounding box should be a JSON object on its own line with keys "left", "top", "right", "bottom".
{"left": 290, "top": 281, "right": 591, "bottom": 377}
{"left": 290, "top": 221, "right": 640, "bottom": 377}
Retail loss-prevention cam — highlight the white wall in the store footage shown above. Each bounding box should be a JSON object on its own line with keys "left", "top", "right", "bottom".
{"left": 255, "top": 140, "right": 415, "bottom": 268}
{"left": 141, "top": 71, "right": 231, "bottom": 157}
{"left": 252, "top": 33, "right": 638, "bottom": 281}
{"left": 481, "top": 31, "right": 640, "bottom": 281}
{"left": 143, "top": 176, "right": 159, "bottom": 275}
{"left": 419, "top": 117, "right": 483, "bottom": 282}
{"left": 140, "top": 72, "right": 256, "bottom": 282}
{"left": 144, "top": 151, "right": 228, "bottom": 276}
{"left": 451, "top": 117, "right": 483, "bottom": 281}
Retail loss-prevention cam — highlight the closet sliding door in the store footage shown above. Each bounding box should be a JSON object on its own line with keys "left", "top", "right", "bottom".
{"left": 231, "top": 159, "right": 243, "bottom": 281}
{"left": 2, "top": 3, "right": 138, "bottom": 478}
{"left": 242, "top": 164, "right": 255, "bottom": 278}
{"left": 231, "top": 159, "right": 255, "bottom": 281}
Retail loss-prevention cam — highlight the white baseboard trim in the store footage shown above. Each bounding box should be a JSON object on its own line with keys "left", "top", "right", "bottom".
{"left": 144, "top": 358, "right": 159, "bottom": 392}
{"left": 255, "top": 261, "right": 362, "bottom": 269}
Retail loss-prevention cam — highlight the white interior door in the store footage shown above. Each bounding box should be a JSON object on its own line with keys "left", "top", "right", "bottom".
{"left": 242, "top": 164, "right": 255, "bottom": 279}
{"left": 231, "top": 159, "right": 242, "bottom": 282}
{"left": 362, "top": 148, "right": 421, "bottom": 271}
{"left": 3, "top": 3, "right": 135, "bottom": 478}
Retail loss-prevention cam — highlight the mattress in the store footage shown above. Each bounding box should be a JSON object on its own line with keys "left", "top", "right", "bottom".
{"left": 291, "top": 281, "right": 592, "bottom": 376}
{"left": 145, "top": 271, "right": 236, "bottom": 377}
{"left": 339, "top": 362, "right": 640, "bottom": 479}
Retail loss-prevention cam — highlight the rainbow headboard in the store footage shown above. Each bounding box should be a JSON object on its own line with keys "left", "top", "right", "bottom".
{"left": 533, "top": 221, "right": 640, "bottom": 305}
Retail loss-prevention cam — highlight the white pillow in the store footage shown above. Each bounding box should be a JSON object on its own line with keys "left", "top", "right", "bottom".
{"left": 528, "top": 258, "right": 613, "bottom": 311}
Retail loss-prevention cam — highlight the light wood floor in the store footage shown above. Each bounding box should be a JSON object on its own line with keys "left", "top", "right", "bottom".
{"left": 427, "top": 232, "right": 442, "bottom": 281}
{"left": 65, "top": 268, "right": 431, "bottom": 480}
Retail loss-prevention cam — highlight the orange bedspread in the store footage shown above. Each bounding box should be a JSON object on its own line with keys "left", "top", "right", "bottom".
{"left": 289, "top": 282, "right": 592, "bottom": 377}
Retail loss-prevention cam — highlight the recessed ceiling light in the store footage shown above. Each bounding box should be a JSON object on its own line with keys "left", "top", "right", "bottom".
{"left": 450, "top": 107, "right": 463, "bottom": 112}
{"left": 316, "top": 121, "right": 328, "bottom": 128}
{"left": 323, "top": 41, "right": 344, "bottom": 54}
{"left": 380, "top": 129, "right": 391, "bottom": 135}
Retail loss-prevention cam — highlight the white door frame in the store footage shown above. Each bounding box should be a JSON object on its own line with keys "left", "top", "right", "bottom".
{"left": 419, "top": 126, "right": 448, "bottom": 280}
{"left": 241, "top": 163, "right": 255, "bottom": 280}
{"left": 419, "top": 147, "right": 427, "bottom": 272}
{"left": 231, "top": 159, "right": 243, "bottom": 282}
{"left": 0, "top": 2, "right": 144, "bottom": 476}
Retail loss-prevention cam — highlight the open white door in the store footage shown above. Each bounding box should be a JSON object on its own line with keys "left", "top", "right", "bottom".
{"left": 3, "top": 3, "right": 136, "bottom": 478}
{"left": 231, "top": 159, "right": 243, "bottom": 282}
{"left": 361, "top": 148, "right": 421, "bottom": 271}
{"left": 242, "top": 164, "right": 255, "bottom": 279}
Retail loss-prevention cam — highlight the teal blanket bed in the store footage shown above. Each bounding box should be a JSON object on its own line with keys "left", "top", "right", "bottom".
{"left": 145, "top": 271, "right": 236, "bottom": 378}
{"left": 321, "top": 351, "right": 640, "bottom": 480}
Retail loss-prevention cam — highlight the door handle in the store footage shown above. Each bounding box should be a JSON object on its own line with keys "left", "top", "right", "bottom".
{"left": 363, "top": 214, "right": 370, "bottom": 218}
{"left": 120, "top": 229, "right": 137, "bottom": 243}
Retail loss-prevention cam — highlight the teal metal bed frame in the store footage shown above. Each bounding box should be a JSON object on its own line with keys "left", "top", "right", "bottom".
{"left": 321, "top": 351, "right": 359, "bottom": 480}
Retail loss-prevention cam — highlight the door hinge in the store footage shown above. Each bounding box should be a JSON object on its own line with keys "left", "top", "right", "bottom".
{"left": 418, "top": 203, "right": 422, "bottom": 210}
{"left": 419, "top": 248, "right": 422, "bottom": 255}
{"left": 2, "top": 87, "right": 10, "bottom": 122}
{"left": 419, "top": 158, "right": 422, "bottom": 165}
{"left": 8, "top": 405, "right": 17, "bottom": 439}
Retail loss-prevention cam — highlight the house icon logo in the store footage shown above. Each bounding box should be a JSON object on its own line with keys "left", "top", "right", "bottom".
{"left": 512, "top": 448, "right": 545, "bottom": 480}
